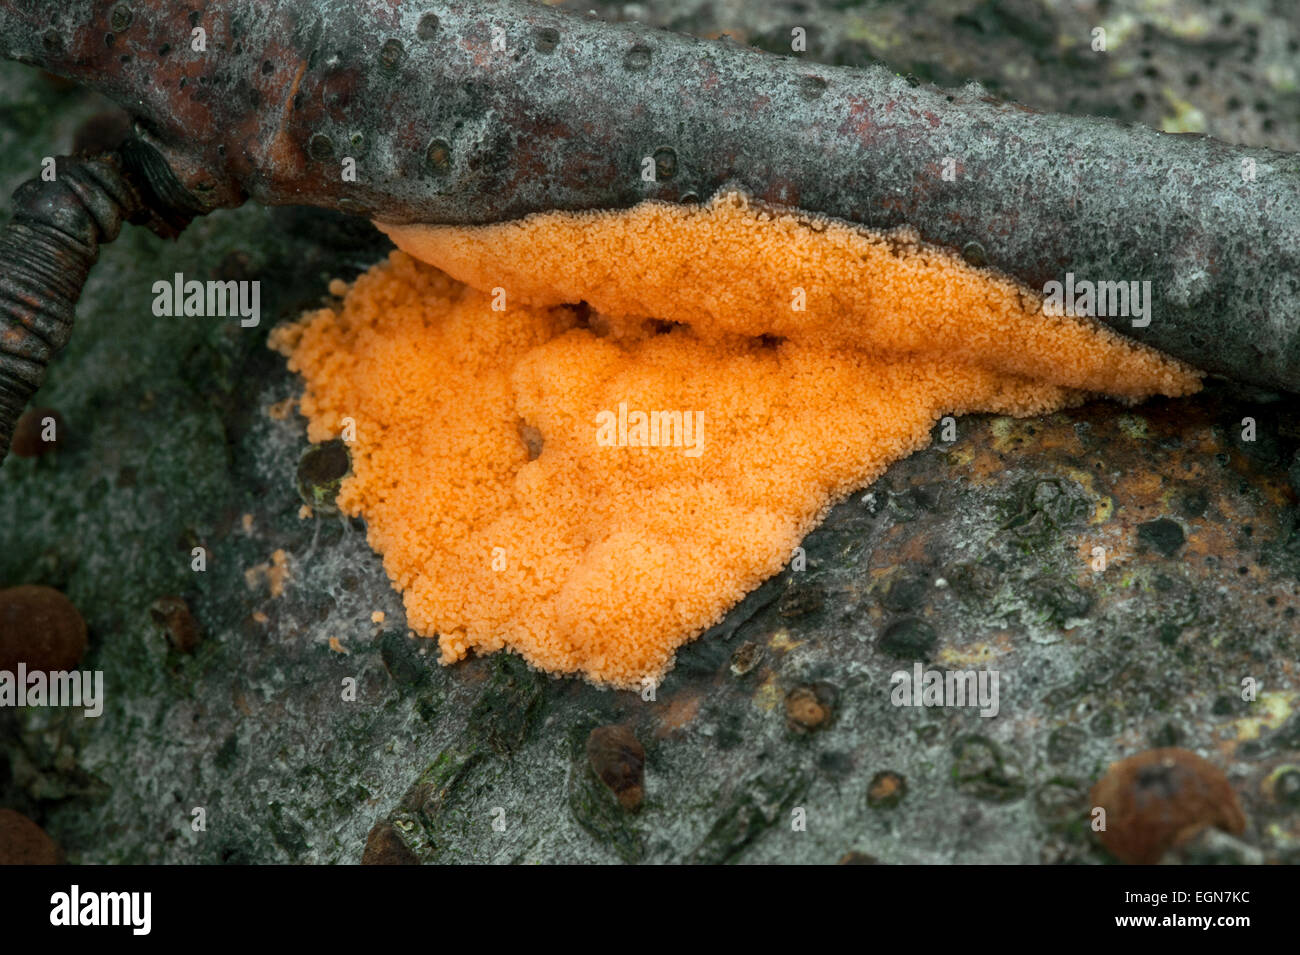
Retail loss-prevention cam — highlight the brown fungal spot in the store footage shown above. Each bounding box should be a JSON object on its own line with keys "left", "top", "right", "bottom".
{"left": 778, "top": 584, "right": 824, "bottom": 618}
{"left": 10, "top": 408, "right": 64, "bottom": 457}
{"left": 416, "top": 12, "right": 440, "bottom": 41}
{"left": 149, "top": 595, "right": 203, "bottom": 654}
{"left": 361, "top": 820, "right": 419, "bottom": 864}
{"left": 308, "top": 133, "right": 334, "bottom": 161}
{"left": 534, "top": 26, "right": 559, "bottom": 53}
{"left": 425, "top": 138, "right": 452, "bottom": 175}
{"left": 729, "top": 640, "right": 763, "bottom": 676}
{"left": 0, "top": 809, "right": 60, "bottom": 864}
{"left": 1089, "top": 747, "right": 1246, "bottom": 865}
{"left": 785, "top": 683, "right": 835, "bottom": 731}
{"left": 296, "top": 439, "right": 351, "bottom": 515}
{"left": 108, "top": 3, "right": 133, "bottom": 33}
{"left": 624, "top": 44, "right": 651, "bottom": 70}
{"left": 0, "top": 585, "right": 87, "bottom": 672}
{"left": 652, "top": 146, "right": 677, "bottom": 181}
{"left": 586, "top": 724, "right": 645, "bottom": 811}
{"left": 378, "top": 38, "right": 406, "bottom": 71}
{"left": 799, "top": 75, "right": 827, "bottom": 99}
{"left": 867, "top": 770, "right": 908, "bottom": 809}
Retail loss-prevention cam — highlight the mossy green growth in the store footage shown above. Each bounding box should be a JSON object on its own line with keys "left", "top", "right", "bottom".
{"left": 467, "top": 655, "right": 546, "bottom": 758}
{"left": 689, "top": 766, "right": 808, "bottom": 863}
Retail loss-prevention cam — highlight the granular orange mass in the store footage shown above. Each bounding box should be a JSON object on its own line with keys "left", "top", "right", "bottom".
{"left": 270, "top": 191, "right": 1201, "bottom": 687}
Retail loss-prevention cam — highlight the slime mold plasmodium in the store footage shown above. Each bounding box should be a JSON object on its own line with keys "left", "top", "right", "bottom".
{"left": 270, "top": 191, "right": 1201, "bottom": 688}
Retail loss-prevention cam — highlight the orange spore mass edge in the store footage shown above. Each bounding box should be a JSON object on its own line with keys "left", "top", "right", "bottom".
{"left": 269, "top": 192, "right": 1200, "bottom": 688}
